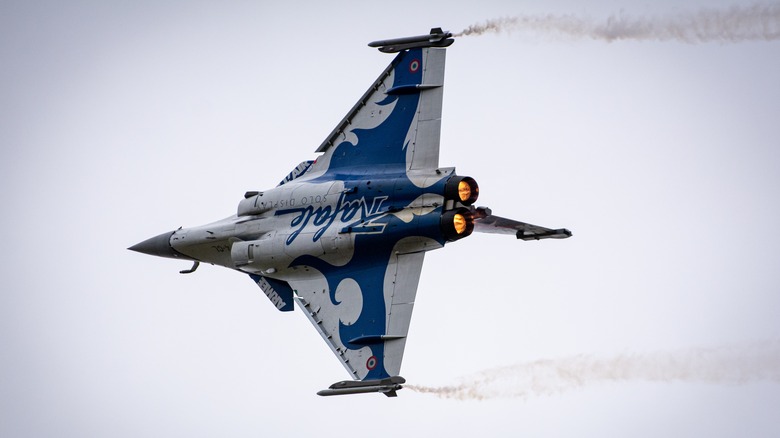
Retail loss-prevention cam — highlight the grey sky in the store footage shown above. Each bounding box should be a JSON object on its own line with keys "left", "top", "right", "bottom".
{"left": 2, "top": 1, "right": 779, "bottom": 436}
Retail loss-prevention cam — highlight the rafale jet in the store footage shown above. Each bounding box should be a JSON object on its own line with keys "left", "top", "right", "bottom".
{"left": 130, "top": 28, "right": 571, "bottom": 397}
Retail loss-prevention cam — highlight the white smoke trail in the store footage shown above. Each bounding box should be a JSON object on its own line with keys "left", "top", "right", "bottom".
{"left": 456, "top": 4, "right": 780, "bottom": 43}
{"left": 407, "top": 341, "right": 780, "bottom": 400}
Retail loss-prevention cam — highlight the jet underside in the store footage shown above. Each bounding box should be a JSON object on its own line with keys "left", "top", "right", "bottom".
{"left": 130, "top": 29, "right": 571, "bottom": 396}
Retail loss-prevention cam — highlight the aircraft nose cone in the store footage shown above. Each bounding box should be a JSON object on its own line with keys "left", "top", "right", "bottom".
{"left": 128, "top": 230, "right": 179, "bottom": 259}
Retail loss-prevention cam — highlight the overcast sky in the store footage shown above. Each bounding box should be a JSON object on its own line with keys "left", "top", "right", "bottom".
{"left": 2, "top": 1, "right": 779, "bottom": 437}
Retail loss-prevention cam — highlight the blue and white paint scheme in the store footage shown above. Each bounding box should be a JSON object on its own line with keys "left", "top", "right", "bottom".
{"left": 129, "top": 29, "right": 571, "bottom": 397}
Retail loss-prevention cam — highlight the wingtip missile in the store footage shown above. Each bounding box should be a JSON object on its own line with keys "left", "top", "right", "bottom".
{"left": 317, "top": 376, "right": 406, "bottom": 397}
{"left": 368, "top": 27, "right": 454, "bottom": 53}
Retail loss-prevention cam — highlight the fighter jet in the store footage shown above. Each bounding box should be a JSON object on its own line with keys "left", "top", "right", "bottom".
{"left": 129, "top": 28, "right": 571, "bottom": 397}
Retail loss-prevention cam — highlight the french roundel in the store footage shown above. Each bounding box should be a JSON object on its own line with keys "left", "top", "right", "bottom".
{"left": 409, "top": 59, "right": 420, "bottom": 73}
{"left": 366, "top": 356, "right": 378, "bottom": 370}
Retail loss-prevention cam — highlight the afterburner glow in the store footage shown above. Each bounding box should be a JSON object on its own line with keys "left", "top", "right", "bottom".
{"left": 458, "top": 181, "right": 471, "bottom": 202}
{"left": 453, "top": 213, "right": 467, "bottom": 234}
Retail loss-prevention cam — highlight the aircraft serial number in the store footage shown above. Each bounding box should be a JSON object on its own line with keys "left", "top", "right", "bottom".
{"left": 269, "top": 195, "right": 329, "bottom": 209}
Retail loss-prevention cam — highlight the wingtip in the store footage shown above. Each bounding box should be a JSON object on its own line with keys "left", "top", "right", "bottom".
{"left": 368, "top": 28, "right": 454, "bottom": 52}
{"left": 316, "top": 376, "right": 405, "bottom": 396}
